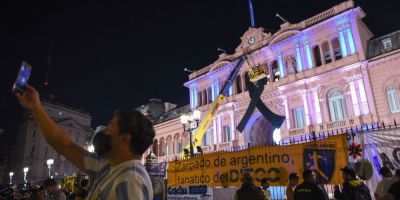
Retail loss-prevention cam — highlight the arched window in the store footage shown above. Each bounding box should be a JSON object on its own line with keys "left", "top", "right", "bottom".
{"left": 332, "top": 38, "right": 342, "bottom": 60}
{"left": 328, "top": 89, "right": 348, "bottom": 121}
{"left": 236, "top": 76, "right": 242, "bottom": 94}
{"left": 322, "top": 41, "right": 331, "bottom": 64}
{"left": 166, "top": 136, "right": 173, "bottom": 155}
{"left": 202, "top": 128, "right": 213, "bottom": 146}
{"left": 159, "top": 138, "right": 165, "bottom": 156}
{"left": 242, "top": 74, "right": 248, "bottom": 91}
{"left": 153, "top": 139, "right": 158, "bottom": 155}
{"left": 222, "top": 125, "right": 232, "bottom": 142}
{"left": 207, "top": 87, "right": 212, "bottom": 103}
{"left": 197, "top": 91, "right": 202, "bottom": 107}
{"left": 271, "top": 60, "right": 279, "bottom": 82}
{"left": 202, "top": 90, "right": 207, "bottom": 105}
{"left": 173, "top": 134, "right": 180, "bottom": 154}
{"left": 387, "top": 87, "right": 400, "bottom": 113}
{"left": 313, "top": 45, "right": 322, "bottom": 67}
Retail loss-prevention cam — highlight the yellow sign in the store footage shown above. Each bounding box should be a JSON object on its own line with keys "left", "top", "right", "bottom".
{"left": 168, "top": 134, "right": 348, "bottom": 187}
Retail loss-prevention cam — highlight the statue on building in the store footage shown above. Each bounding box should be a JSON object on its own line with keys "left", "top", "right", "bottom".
{"left": 286, "top": 56, "right": 297, "bottom": 74}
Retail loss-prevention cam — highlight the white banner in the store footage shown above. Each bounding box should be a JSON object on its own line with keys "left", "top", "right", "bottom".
{"left": 167, "top": 185, "right": 213, "bottom": 200}
{"left": 354, "top": 128, "right": 400, "bottom": 197}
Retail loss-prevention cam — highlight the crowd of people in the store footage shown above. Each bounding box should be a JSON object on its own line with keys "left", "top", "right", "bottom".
{"left": 233, "top": 166, "right": 400, "bottom": 200}
{"left": 0, "top": 177, "right": 89, "bottom": 200}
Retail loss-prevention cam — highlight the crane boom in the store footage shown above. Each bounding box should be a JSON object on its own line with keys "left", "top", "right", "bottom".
{"left": 183, "top": 57, "right": 245, "bottom": 156}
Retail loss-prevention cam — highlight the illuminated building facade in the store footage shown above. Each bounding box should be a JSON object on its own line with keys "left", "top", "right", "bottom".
{"left": 7, "top": 99, "right": 92, "bottom": 183}
{"left": 153, "top": 0, "right": 400, "bottom": 162}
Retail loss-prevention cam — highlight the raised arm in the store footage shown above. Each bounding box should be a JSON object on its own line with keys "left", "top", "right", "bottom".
{"left": 16, "top": 85, "right": 86, "bottom": 170}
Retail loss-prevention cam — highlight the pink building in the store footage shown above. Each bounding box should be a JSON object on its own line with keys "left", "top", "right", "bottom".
{"left": 153, "top": 0, "right": 400, "bottom": 162}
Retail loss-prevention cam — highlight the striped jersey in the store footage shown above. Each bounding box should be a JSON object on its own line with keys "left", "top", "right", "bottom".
{"left": 84, "top": 152, "right": 153, "bottom": 200}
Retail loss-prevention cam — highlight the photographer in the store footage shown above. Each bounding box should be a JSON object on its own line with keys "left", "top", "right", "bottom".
{"left": 15, "top": 85, "right": 155, "bottom": 199}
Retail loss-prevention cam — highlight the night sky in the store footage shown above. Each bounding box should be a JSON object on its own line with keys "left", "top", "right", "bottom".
{"left": 1, "top": 0, "right": 400, "bottom": 151}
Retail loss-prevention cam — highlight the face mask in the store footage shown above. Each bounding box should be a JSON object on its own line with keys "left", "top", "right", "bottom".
{"left": 92, "top": 130, "right": 112, "bottom": 157}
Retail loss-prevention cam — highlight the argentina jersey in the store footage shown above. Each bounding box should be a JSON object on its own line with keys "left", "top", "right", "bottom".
{"left": 84, "top": 152, "right": 153, "bottom": 200}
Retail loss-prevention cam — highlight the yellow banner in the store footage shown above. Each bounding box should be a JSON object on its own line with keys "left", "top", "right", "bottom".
{"left": 168, "top": 134, "right": 348, "bottom": 187}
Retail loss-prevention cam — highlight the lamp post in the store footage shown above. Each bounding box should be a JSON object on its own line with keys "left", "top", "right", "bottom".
{"left": 23, "top": 167, "right": 29, "bottom": 183}
{"left": 47, "top": 159, "right": 54, "bottom": 178}
{"left": 9, "top": 172, "right": 13, "bottom": 184}
{"left": 87, "top": 145, "right": 95, "bottom": 153}
{"left": 180, "top": 109, "right": 201, "bottom": 158}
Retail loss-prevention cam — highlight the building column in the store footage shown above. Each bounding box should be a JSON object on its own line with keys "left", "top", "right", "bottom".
{"left": 283, "top": 96, "right": 291, "bottom": 129}
{"left": 313, "top": 89, "right": 323, "bottom": 124}
{"left": 212, "top": 119, "right": 217, "bottom": 145}
{"left": 349, "top": 81, "right": 360, "bottom": 116}
{"left": 217, "top": 115, "right": 222, "bottom": 144}
{"left": 339, "top": 30, "right": 348, "bottom": 57}
{"left": 357, "top": 79, "right": 370, "bottom": 114}
{"left": 278, "top": 53, "right": 285, "bottom": 77}
{"left": 295, "top": 45, "right": 303, "bottom": 72}
{"left": 302, "top": 91, "right": 311, "bottom": 126}
{"left": 230, "top": 111, "right": 235, "bottom": 141}
{"left": 304, "top": 42, "right": 313, "bottom": 69}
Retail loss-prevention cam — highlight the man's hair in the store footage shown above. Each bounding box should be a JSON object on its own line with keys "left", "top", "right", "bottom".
{"left": 395, "top": 169, "right": 400, "bottom": 177}
{"left": 43, "top": 178, "right": 57, "bottom": 187}
{"left": 114, "top": 110, "right": 155, "bottom": 155}
{"left": 261, "top": 178, "right": 269, "bottom": 185}
{"left": 302, "top": 169, "right": 314, "bottom": 181}
{"left": 243, "top": 172, "right": 253, "bottom": 184}
{"left": 379, "top": 166, "right": 391, "bottom": 176}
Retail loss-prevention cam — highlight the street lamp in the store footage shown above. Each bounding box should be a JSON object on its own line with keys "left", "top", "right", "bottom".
{"left": 47, "top": 159, "right": 54, "bottom": 177}
{"left": 180, "top": 109, "right": 201, "bottom": 158}
{"left": 87, "top": 145, "right": 95, "bottom": 153}
{"left": 9, "top": 172, "right": 13, "bottom": 184}
{"left": 23, "top": 167, "right": 29, "bottom": 183}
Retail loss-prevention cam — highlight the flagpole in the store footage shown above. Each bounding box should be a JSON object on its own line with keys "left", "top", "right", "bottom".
{"left": 248, "top": 0, "right": 255, "bottom": 28}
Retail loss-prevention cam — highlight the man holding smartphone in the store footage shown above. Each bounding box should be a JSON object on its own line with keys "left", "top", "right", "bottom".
{"left": 15, "top": 85, "right": 155, "bottom": 200}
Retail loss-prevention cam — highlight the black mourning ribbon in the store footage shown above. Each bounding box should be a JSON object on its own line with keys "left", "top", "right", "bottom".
{"left": 236, "top": 76, "right": 286, "bottom": 132}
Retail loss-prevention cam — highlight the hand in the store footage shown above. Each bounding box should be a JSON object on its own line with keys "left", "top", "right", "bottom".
{"left": 15, "top": 85, "right": 41, "bottom": 111}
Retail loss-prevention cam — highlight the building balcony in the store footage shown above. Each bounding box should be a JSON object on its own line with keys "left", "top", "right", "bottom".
{"left": 285, "top": 115, "right": 371, "bottom": 137}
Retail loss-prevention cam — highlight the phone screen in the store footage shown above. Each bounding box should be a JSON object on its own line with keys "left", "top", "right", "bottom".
{"left": 12, "top": 62, "right": 32, "bottom": 94}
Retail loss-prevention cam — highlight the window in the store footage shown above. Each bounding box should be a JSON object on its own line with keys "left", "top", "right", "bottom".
{"left": 328, "top": 89, "right": 348, "bottom": 121}
{"left": 313, "top": 45, "right": 322, "bottom": 67}
{"left": 207, "top": 87, "right": 212, "bottom": 103}
{"left": 202, "top": 90, "right": 207, "bottom": 106}
{"left": 236, "top": 76, "right": 242, "bottom": 94}
{"left": 382, "top": 38, "right": 393, "bottom": 51}
{"left": 197, "top": 91, "right": 202, "bottom": 107}
{"left": 175, "top": 140, "right": 181, "bottom": 154}
{"left": 271, "top": 60, "right": 279, "bottom": 82}
{"left": 44, "top": 146, "right": 48, "bottom": 157}
{"left": 202, "top": 128, "right": 213, "bottom": 146}
{"left": 222, "top": 125, "right": 232, "bottom": 142}
{"left": 30, "top": 146, "right": 35, "bottom": 158}
{"left": 332, "top": 38, "right": 342, "bottom": 60}
{"left": 292, "top": 107, "right": 305, "bottom": 128}
{"left": 387, "top": 87, "right": 400, "bottom": 113}
{"left": 322, "top": 41, "right": 331, "bottom": 64}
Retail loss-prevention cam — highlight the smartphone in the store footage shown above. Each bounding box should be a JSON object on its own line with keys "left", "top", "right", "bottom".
{"left": 12, "top": 61, "right": 32, "bottom": 94}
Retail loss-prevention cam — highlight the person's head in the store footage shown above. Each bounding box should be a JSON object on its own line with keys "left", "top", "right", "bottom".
{"left": 242, "top": 172, "right": 254, "bottom": 184}
{"left": 379, "top": 166, "right": 392, "bottom": 178}
{"left": 288, "top": 172, "right": 300, "bottom": 186}
{"left": 341, "top": 166, "right": 357, "bottom": 181}
{"left": 43, "top": 178, "right": 58, "bottom": 194}
{"left": 302, "top": 169, "right": 316, "bottom": 183}
{"left": 261, "top": 178, "right": 269, "bottom": 189}
{"left": 395, "top": 169, "right": 400, "bottom": 177}
{"left": 93, "top": 110, "right": 155, "bottom": 159}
